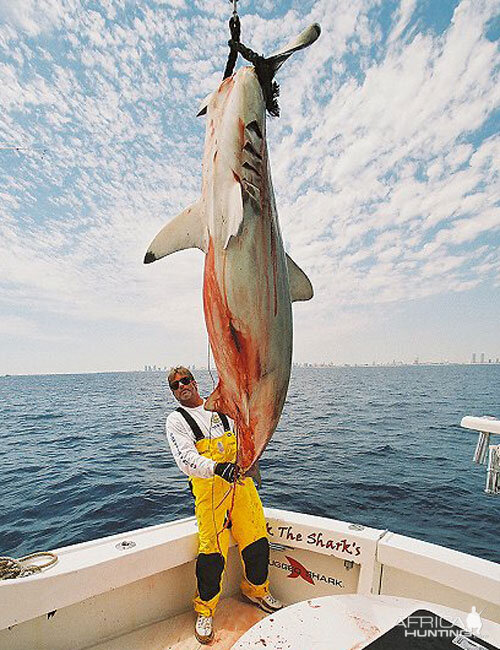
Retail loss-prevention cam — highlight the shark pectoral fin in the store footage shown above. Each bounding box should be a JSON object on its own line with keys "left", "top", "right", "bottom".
{"left": 223, "top": 179, "right": 244, "bottom": 249}
{"left": 144, "top": 201, "right": 207, "bottom": 263}
{"left": 197, "top": 91, "right": 213, "bottom": 117}
{"left": 267, "top": 23, "right": 321, "bottom": 74}
{"left": 204, "top": 385, "right": 224, "bottom": 413}
{"left": 286, "top": 254, "right": 314, "bottom": 302}
{"left": 244, "top": 461, "right": 262, "bottom": 487}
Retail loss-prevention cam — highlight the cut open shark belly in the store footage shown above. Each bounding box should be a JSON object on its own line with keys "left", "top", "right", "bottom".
{"left": 145, "top": 24, "right": 320, "bottom": 470}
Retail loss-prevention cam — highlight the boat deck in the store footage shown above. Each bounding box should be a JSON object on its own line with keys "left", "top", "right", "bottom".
{"left": 88, "top": 596, "right": 269, "bottom": 650}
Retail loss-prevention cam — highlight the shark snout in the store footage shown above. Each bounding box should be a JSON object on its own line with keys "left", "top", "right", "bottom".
{"left": 234, "top": 67, "right": 266, "bottom": 131}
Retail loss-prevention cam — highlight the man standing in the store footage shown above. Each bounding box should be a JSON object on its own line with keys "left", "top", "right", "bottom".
{"left": 165, "top": 366, "right": 282, "bottom": 644}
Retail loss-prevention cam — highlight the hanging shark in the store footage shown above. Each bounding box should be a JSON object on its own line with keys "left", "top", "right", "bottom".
{"left": 144, "top": 24, "right": 320, "bottom": 471}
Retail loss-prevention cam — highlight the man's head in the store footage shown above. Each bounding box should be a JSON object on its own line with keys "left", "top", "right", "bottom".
{"left": 167, "top": 366, "right": 203, "bottom": 408}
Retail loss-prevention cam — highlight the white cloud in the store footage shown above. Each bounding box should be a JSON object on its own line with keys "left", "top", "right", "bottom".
{"left": 388, "top": 0, "right": 417, "bottom": 44}
{"left": 0, "top": 0, "right": 498, "bottom": 371}
{"left": 267, "top": 0, "right": 499, "bottom": 315}
{"left": 0, "top": 0, "right": 72, "bottom": 36}
{"left": 0, "top": 314, "right": 40, "bottom": 337}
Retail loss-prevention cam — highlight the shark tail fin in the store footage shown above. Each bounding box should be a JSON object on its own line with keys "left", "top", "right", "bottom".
{"left": 144, "top": 200, "right": 207, "bottom": 264}
{"left": 267, "top": 23, "right": 321, "bottom": 74}
{"left": 286, "top": 254, "right": 314, "bottom": 302}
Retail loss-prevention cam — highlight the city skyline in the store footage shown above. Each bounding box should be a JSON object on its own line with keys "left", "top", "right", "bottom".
{"left": 142, "top": 352, "right": 500, "bottom": 371}
{"left": 1, "top": 0, "right": 499, "bottom": 375}
{"left": 4, "top": 355, "right": 500, "bottom": 377}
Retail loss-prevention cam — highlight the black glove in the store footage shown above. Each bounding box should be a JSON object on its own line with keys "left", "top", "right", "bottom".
{"left": 214, "top": 462, "right": 238, "bottom": 484}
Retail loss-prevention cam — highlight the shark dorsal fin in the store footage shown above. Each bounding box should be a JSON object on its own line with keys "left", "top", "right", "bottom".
{"left": 286, "top": 254, "right": 314, "bottom": 302}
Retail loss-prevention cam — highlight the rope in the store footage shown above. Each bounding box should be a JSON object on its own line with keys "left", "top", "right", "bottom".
{"left": 221, "top": 2, "right": 280, "bottom": 116}
{"left": 0, "top": 552, "right": 58, "bottom": 580}
{"left": 229, "top": 41, "right": 281, "bottom": 116}
{"left": 223, "top": 13, "right": 241, "bottom": 80}
{"left": 207, "top": 336, "right": 239, "bottom": 553}
{"left": 207, "top": 338, "right": 225, "bottom": 554}
{"left": 207, "top": 336, "right": 216, "bottom": 388}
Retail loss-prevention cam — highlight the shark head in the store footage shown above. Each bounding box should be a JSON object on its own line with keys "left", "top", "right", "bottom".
{"left": 201, "top": 66, "right": 266, "bottom": 182}
{"left": 197, "top": 23, "right": 321, "bottom": 186}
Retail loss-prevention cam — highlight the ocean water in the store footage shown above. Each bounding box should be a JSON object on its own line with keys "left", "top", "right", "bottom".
{"left": 0, "top": 365, "right": 498, "bottom": 563}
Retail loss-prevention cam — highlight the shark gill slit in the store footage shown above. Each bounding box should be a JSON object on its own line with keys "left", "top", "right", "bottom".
{"left": 243, "top": 141, "right": 263, "bottom": 160}
{"left": 242, "top": 184, "right": 260, "bottom": 208}
{"left": 242, "top": 161, "right": 261, "bottom": 177}
{"left": 246, "top": 120, "right": 263, "bottom": 140}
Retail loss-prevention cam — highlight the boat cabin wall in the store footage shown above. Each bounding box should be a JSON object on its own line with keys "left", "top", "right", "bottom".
{"left": 267, "top": 510, "right": 500, "bottom": 624}
{"left": 268, "top": 544, "right": 360, "bottom": 603}
{"left": 266, "top": 508, "right": 383, "bottom": 599}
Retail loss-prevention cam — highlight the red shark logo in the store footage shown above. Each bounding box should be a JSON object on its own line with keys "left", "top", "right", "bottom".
{"left": 285, "top": 556, "right": 315, "bottom": 585}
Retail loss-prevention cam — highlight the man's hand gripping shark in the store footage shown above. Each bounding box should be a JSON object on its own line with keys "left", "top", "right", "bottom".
{"left": 144, "top": 23, "right": 320, "bottom": 473}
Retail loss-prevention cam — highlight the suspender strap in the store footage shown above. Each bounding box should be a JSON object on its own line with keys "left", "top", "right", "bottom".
{"left": 218, "top": 412, "right": 230, "bottom": 432}
{"left": 176, "top": 407, "right": 232, "bottom": 442}
{"left": 176, "top": 407, "right": 204, "bottom": 442}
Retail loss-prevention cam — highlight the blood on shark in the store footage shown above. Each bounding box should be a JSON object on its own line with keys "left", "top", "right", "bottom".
{"left": 144, "top": 24, "right": 320, "bottom": 471}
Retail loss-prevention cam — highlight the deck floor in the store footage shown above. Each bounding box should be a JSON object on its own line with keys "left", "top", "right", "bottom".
{"left": 88, "top": 596, "right": 269, "bottom": 650}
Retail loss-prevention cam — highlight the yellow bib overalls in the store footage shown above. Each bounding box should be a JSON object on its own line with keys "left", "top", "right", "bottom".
{"left": 181, "top": 410, "right": 270, "bottom": 617}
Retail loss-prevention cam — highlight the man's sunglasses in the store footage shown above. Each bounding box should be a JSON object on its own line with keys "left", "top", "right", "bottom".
{"left": 170, "top": 376, "right": 193, "bottom": 391}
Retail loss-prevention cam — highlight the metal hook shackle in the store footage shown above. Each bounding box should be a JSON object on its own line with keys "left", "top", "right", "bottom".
{"left": 229, "top": 0, "right": 239, "bottom": 16}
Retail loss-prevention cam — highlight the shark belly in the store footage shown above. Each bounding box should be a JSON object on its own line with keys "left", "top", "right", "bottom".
{"left": 144, "top": 27, "right": 320, "bottom": 470}
{"left": 203, "top": 207, "right": 292, "bottom": 471}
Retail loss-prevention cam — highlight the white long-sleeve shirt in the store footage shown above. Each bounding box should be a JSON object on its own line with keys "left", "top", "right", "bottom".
{"left": 166, "top": 401, "right": 234, "bottom": 479}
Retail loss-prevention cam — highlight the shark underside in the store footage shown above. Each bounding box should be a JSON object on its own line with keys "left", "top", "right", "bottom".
{"left": 145, "top": 24, "right": 320, "bottom": 471}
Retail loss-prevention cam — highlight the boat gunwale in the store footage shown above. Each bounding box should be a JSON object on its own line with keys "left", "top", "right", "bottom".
{"left": 1, "top": 508, "right": 498, "bottom": 631}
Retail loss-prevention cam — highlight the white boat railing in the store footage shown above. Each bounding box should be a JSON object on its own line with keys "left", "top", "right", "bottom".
{"left": 1, "top": 508, "right": 499, "bottom": 636}
{"left": 461, "top": 415, "right": 500, "bottom": 494}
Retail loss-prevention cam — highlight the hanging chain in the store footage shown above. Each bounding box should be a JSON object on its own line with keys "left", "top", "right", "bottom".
{"left": 223, "top": 1, "right": 241, "bottom": 79}
{"left": 221, "top": 1, "right": 280, "bottom": 115}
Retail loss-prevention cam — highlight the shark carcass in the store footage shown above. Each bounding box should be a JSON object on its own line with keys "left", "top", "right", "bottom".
{"left": 145, "top": 24, "right": 320, "bottom": 471}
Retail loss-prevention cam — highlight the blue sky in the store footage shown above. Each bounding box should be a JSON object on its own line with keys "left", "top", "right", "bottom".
{"left": 0, "top": 0, "right": 499, "bottom": 374}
